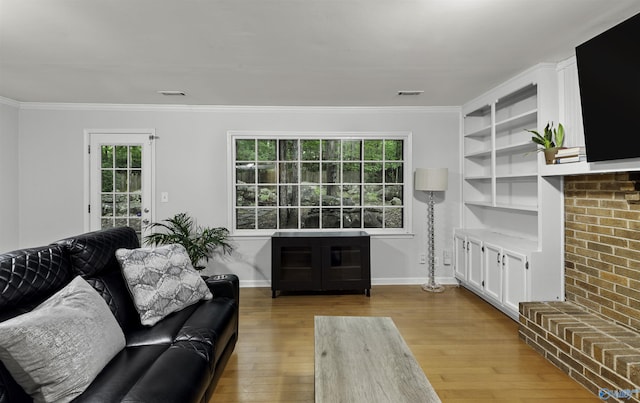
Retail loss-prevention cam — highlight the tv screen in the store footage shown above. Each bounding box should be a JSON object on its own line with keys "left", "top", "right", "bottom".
{"left": 575, "top": 12, "right": 640, "bottom": 163}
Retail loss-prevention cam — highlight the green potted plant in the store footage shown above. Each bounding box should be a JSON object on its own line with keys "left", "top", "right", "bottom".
{"left": 527, "top": 122, "right": 565, "bottom": 164}
{"left": 144, "top": 212, "right": 233, "bottom": 269}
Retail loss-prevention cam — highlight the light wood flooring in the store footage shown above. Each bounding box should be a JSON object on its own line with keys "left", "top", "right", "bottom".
{"left": 211, "top": 285, "right": 599, "bottom": 403}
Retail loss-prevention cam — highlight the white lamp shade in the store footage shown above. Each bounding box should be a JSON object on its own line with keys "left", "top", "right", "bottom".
{"left": 415, "top": 168, "right": 448, "bottom": 191}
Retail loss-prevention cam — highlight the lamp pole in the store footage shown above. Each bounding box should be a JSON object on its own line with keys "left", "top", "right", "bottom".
{"left": 422, "top": 190, "right": 444, "bottom": 292}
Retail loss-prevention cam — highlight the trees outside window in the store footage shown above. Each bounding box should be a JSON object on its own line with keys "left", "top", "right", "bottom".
{"left": 232, "top": 134, "right": 408, "bottom": 233}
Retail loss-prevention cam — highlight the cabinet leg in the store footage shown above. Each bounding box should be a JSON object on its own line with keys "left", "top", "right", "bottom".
{"left": 272, "top": 290, "right": 276, "bottom": 298}
{"left": 365, "top": 289, "right": 370, "bottom": 297}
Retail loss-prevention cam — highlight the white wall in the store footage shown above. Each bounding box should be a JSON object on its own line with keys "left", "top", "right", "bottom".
{"left": 16, "top": 103, "right": 460, "bottom": 285}
{"left": 0, "top": 99, "right": 20, "bottom": 252}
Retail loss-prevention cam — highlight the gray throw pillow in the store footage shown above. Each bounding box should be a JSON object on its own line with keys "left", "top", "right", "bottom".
{"left": 115, "top": 243, "right": 213, "bottom": 326}
{"left": 0, "top": 276, "right": 125, "bottom": 403}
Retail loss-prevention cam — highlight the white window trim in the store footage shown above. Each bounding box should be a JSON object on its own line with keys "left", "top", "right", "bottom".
{"left": 227, "top": 131, "right": 413, "bottom": 236}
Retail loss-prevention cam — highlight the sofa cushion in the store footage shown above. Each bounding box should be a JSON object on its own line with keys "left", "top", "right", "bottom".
{"left": 58, "top": 226, "right": 140, "bottom": 277}
{"left": 0, "top": 276, "right": 125, "bottom": 403}
{"left": 116, "top": 244, "right": 212, "bottom": 326}
{"left": 0, "top": 245, "right": 71, "bottom": 319}
{"left": 56, "top": 226, "right": 142, "bottom": 331}
{"left": 70, "top": 345, "right": 167, "bottom": 403}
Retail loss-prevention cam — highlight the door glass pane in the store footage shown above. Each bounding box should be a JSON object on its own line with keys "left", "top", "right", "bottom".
{"left": 101, "top": 194, "right": 113, "bottom": 217}
{"left": 129, "top": 170, "right": 141, "bottom": 192}
{"left": 101, "top": 171, "right": 114, "bottom": 192}
{"left": 130, "top": 147, "right": 141, "bottom": 168}
{"left": 115, "top": 146, "right": 128, "bottom": 168}
{"left": 99, "top": 144, "right": 144, "bottom": 238}
{"left": 101, "top": 146, "right": 113, "bottom": 168}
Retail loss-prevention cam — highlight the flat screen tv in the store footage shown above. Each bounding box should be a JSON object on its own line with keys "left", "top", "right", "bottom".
{"left": 575, "top": 12, "right": 640, "bottom": 163}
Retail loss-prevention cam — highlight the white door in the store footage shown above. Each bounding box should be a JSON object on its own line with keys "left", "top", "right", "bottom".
{"left": 483, "top": 242, "right": 503, "bottom": 304}
{"left": 87, "top": 131, "right": 155, "bottom": 243}
{"left": 503, "top": 249, "right": 528, "bottom": 313}
{"left": 453, "top": 234, "right": 466, "bottom": 281}
{"left": 467, "top": 236, "right": 483, "bottom": 292}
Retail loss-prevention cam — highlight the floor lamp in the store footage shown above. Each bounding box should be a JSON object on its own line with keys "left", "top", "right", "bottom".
{"left": 415, "top": 168, "right": 448, "bottom": 293}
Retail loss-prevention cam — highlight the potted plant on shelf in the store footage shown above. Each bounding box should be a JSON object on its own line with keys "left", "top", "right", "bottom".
{"left": 527, "top": 122, "right": 565, "bottom": 164}
{"left": 144, "top": 212, "right": 233, "bottom": 270}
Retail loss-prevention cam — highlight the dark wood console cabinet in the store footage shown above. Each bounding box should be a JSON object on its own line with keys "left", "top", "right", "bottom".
{"left": 271, "top": 231, "right": 371, "bottom": 298}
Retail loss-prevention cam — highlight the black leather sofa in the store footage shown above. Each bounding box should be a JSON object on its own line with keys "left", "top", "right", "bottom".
{"left": 0, "top": 226, "right": 239, "bottom": 403}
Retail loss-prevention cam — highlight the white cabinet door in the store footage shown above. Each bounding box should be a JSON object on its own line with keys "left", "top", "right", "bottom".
{"left": 467, "top": 237, "right": 483, "bottom": 292}
{"left": 503, "top": 249, "right": 529, "bottom": 313}
{"left": 483, "top": 242, "right": 503, "bottom": 304}
{"left": 453, "top": 233, "right": 467, "bottom": 281}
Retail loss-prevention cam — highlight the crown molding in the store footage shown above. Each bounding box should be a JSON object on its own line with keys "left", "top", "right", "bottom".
{"left": 16, "top": 101, "right": 460, "bottom": 114}
{"left": 0, "top": 96, "right": 20, "bottom": 108}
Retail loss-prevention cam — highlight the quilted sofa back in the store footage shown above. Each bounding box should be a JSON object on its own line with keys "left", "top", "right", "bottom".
{"left": 0, "top": 226, "right": 143, "bottom": 403}
{"left": 55, "top": 226, "right": 142, "bottom": 331}
{"left": 0, "top": 244, "right": 72, "bottom": 323}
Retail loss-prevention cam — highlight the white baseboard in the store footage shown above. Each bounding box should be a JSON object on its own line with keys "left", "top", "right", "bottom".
{"left": 238, "top": 277, "right": 459, "bottom": 288}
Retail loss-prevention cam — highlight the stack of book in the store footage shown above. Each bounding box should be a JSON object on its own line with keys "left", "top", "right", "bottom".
{"left": 555, "top": 147, "right": 586, "bottom": 164}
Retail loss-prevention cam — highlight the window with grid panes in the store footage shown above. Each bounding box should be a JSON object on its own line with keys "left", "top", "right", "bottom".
{"left": 232, "top": 134, "right": 408, "bottom": 233}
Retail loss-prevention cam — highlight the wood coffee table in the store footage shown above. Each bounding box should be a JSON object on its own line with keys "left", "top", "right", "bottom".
{"left": 314, "top": 316, "right": 441, "bottom": 403}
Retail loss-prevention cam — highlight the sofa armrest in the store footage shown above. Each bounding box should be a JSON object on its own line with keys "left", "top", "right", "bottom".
{"left": 204, "top": 274, "right": 239, "bottom": 305}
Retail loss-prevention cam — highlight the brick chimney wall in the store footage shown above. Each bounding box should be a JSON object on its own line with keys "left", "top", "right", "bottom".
{"left": 564, "top": 172, "right": 640, "bottom": 332}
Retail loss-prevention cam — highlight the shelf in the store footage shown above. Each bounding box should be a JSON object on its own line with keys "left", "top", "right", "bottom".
{"left": 464, "top": 149, "right": 492, "bottom": 158}
{"left": 465, "top": 175, "right": 492, "bottom": 181}
{"left": 494, "top": 202, "right": 538, "bottom": 212}
{"left": 465, "top": 104, "right": 491, "bottom": 118}
{"left": 496, "top": 83, "right": 537, "bottom": 110}
{"left": 539, "top": 157, "right": 640, "bottom": 177}
{"left": 495, "top": 141, "right": 536, "bottom": 155}
{"left": 464, "top": 200, "right": 538, "bottom": 212}
{"left": 464, "top": 201, "right": 494, "bottom": 208}
{"left": 464, "top": 125, "right": 491, "bottom": 138}
{"left": 495, "top": 173, "right": 537, "bottom": 180}
{"left": 495, "top": 109, "right": 537, "bottom": 132}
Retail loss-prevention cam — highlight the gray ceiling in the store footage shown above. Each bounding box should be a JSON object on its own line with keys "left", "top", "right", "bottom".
{"left": 1, "top": 0, "right": 639, "bottom": 107}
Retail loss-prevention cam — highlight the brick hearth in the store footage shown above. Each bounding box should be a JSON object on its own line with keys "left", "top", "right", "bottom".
{"left": 520, "top": 172, "right": 640, "bottom": 401}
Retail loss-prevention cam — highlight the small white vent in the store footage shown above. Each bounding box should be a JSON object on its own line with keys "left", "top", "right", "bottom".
{"left": 397, "top": 90, "right": 424, "bottom": 96}
{"left": 157, "top": 90, "right": 186, "bottom": 96}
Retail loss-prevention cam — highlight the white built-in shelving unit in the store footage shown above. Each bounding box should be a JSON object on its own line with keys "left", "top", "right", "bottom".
{"left": 456, "top": 64, "right": 564, "bottom": 321}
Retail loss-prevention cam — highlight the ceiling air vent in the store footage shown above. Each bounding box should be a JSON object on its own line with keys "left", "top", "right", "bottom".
{"left": 157, "top": 90, "right": 186, "bottom": 96}
{"left": 397, "top": 90, "right": 424, "bottom": 96}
